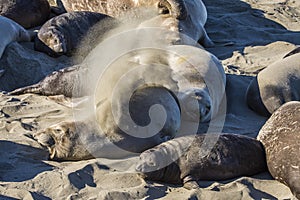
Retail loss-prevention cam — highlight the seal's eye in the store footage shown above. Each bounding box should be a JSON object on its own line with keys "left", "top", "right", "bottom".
{"left": 158, "top": 2, "right": 170, "bottom": 15}
{"left": 148, "top": 162, "right": 156, "bottom": 167}
{"left": 54, "top": 128, "right": 62, "bottom": 133}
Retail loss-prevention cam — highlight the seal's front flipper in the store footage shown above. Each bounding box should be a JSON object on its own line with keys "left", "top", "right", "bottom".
{"left": 198, "top": 28, "right": 214, "bottom": 48}
{"left": 183, "top": 176, "right": 200, "bottom": 190}
{"left": 28, "top": 30, "right": 38, "bottom": 41}
{"left": 283, "top": 46, "right": 300, "bottom": 58}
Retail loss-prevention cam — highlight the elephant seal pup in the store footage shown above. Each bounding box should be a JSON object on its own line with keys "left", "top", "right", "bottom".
{"left": 0, "top": 0, "right": 50, "bottom": 28}
{"left": 34, "top": 86, "right": 181, "bottom": 161}
{"left": 136, "top": 133, "right": 267, "bottom": 189}
{"left": 61, "top": 0, "right": 214, "bottom": 47}
{"left": 0, "top": 16, "right": 32, "bottom": 59}
{"left": 246, "top": 49, "right": 300, "bottom": 116}
{"left": 8, "top": 65, "right": 87, "bottom": 98}
{"left": 257, "top": 101, "right": 300, "bottom": 199}
{"left": 34, "top": 11, "right": 115, "bottom": 57}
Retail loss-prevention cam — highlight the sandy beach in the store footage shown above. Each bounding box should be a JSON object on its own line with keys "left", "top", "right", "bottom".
{"left": 0, "top": 0, "right": 300, "bottom": 199}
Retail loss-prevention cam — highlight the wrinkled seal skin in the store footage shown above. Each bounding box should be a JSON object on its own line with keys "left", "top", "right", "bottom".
{"left": 257, "top": 101, "right": 300, "bottom": 199}
{"left": 0, "top": 0, "right": 50, "bottom": 28}
{"left": 60, "top": 0, "right": 213, "bottom": 47}
{"left": 33, "top": 86, "right": 181, "bottom": 161}
{"left": 246, "top": 49, "right": 300, "bottom": 117}
{"left": 33, "top": 121, "right": 94, "bottom": 161}
{"left": 8, "top": 65, "right": 87, "bottom": 98}
{"left": 136, "top": 134, "right": 267, "bottom": 189}
{"left": 60, "top": 0, "right": 185, "bottom": 18}
{"left": 0, "top": 16, "right": 31, "bottom": 59}
{"left": 34, "top": 11, "right": 114, "bottom": 57}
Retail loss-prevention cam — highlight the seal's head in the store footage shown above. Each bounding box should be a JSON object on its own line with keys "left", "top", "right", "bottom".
{"left": 136, "top": 148, "right": 164, "bottom": 173}
{"left": 37, "top": 26, "right": 67, "bottom": 56}
{"left": 34, "top": 121, "right": 80, "bottom": 161}
{"left": 179, "top": 88, "right": 212, "bottom": 123}
{"left": 156, "top": 0, "right": 212, "bottom": 46}
{"left": 136, "top": 144, "right": 181, "bottom": 183}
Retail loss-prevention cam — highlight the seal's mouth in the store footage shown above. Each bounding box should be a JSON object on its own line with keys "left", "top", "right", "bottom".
{"left": 135, "top": 164, "right": 144, "bottom": 173}
{"left": 53, "top": 44, "right": 62, "bottom": 53}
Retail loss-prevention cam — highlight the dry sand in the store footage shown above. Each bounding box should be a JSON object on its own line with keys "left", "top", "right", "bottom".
{"left": 1, "top": 0, "right": 300, "bottom": 199}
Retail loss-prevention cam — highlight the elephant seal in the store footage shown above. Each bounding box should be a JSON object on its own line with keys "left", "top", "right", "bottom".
{"left": 0, "top": 16, "right": 32, "bottom": 59}
{"left": 34, "top": 11, "right": 115, "bottom": 57}
{"left": 27, "top": 44, "right": 225, "bottom": 161}
{"left": 0, "top": 0, "right": 50, "bottom": 28}
{"left": 136, "top": 133, "right": 267, "bottom": 189}
{"left": 246, "top": 49, "right": 300, "bottom": 116}
{"left": 34, "top": 86, "right": 181, "bottom": 161}
{"left": 257, "top": 101, "right": 300, "bottom": 199}
{"left": 8, "top": 65, "right": 87, "bottom": 98}
{"left": 60, "top": 0, "right": 214, "bottom": 47}
{"left": 92, "top": 45, "right": 225, "bottom": 126}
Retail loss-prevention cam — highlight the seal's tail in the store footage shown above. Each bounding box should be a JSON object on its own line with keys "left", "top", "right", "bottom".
{"left": 8, "top": 84, "right": 42, "bottom": 96}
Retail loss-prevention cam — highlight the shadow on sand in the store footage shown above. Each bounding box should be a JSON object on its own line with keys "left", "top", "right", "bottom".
{"left": 0, "top": 140, "right": 52, "bottom": 182}
{"left": 203, "top": 0, "right": 300, "bottom": 59}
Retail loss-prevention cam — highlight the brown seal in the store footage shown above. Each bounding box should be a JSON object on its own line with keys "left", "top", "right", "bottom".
{"left": 8, "top": 65, "right": 87, "bottom": 98}
{"left": 0, "top": 0, "right": 50, "bottom": 28}
{"left": 257, "top": 101, "right": 300, "bottom": 199}
{"left": 246, "top": 49, "right": 300, "bottom": 117}
{"left": 136, "top": 133, "right": 267, "bottom": 189}
{"left": 34, "top": 11, "right": 115, "bottom": 57}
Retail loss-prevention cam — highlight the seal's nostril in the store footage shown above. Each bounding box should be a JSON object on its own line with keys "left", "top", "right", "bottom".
{"left": 135, "top": 164, "right": 142, "bottom": 172}
{"left": 205, "top": 105, "right": 211, "bottom": 115}
{"left": 173, "top": 39, "right": 181, "bottom": 45}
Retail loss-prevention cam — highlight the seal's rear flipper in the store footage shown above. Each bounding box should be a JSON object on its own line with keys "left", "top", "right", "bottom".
{"left": 28, "top": 30, "right": 38, "bottom": 41}
{"left": 283, "top": 46, "right": 300, "bottom": 58}
{"left": 8, "top": 84, "right": 42, "bottom": 96}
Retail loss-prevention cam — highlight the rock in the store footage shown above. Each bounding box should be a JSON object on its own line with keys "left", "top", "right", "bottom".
{"left": 0, "top": 42, "right": 72, "bottom": 92}
{"left": 0, "top": 0, "right": 51, "bottom": 28}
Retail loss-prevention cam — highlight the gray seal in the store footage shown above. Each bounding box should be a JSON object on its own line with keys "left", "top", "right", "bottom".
{"left": 246, "top": 49, "right": 300, "bottom": 116}
{"left": 257, "top": 101, "right": 300, "bottom": 199}
{"left": 34, "top": 11, "right": 115, "bottom": 57}
{"left": 136, "top": 133, "right": 267, "bottom": 189}
{"left": 8, "top": 65, "right": 87, "bottom": 98}
{"left": 0, "top": 0, "right": 50, "bottom": 28}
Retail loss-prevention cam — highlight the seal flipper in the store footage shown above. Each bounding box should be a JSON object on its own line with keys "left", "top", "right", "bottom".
{"left": 198, "top": 27, "right": 214, "bottom": 48}
{"left": 183, "top": 176, "right": 200, "bottom": 190}
{"left": 283, "top": 47, "right": 300, "bottom": 58}
{"left": 245, "top": 77, "right": 271, "bottom": 117}
{"left": 8, "top": 83, "right": 43, "bottom": 96}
